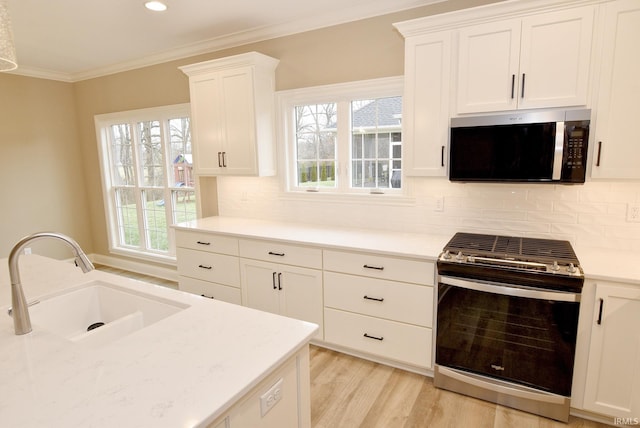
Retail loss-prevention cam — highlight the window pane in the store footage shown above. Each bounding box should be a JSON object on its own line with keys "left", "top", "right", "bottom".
{"left": 110, "top": 124, "right": 135, "bottom": 186}
{"left": 169, "top": 117, "right": 193, "bottom": 188}
{"left": 142, "top": 189, "right": 168, "bottom": 252}
{"left": 350, "top": 96, "right": 402, "bottom": 189}
{"left": 115, "top": 188, "right": 139, "bottom": 247}
{"left": 294, "top": 103, "right": 337, "bottom": 188}
{"left": 377, "top": 133, "right": 390, "bottom": 158}
{"left": 172, "top": 189, "right": 196, "bottom": 224}
{"left": 138, "top": 120, "right": 164, "bottom": 187}
{"left": 97, "top": 105, "right": 195, "bottom": 259}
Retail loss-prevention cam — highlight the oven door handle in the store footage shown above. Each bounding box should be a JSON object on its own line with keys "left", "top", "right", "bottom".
{"left": 440, "top": 276, "right": 580, "bottom": 303}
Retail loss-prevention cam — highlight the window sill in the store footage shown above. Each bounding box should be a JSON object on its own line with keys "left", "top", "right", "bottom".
{"left": 278, "top": 190, "right": 416, "bottom": 206}
{"left": 109, "top": 247, "right": 177, "bottom": 267}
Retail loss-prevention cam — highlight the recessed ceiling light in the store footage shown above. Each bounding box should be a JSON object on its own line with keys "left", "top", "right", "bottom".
{"left": 145, "top": 1, "right": 167, "bottom": 12}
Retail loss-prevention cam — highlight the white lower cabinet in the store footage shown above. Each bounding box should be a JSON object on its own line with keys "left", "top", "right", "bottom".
{"left": 582, "top": 281, "right": 640, "bottom": 419}
{"left": 207, "top": 346, "right": 311, "bottom": 428}
{"left": 323, "top": 250, "right": 435, "bottom": 369}
{"left": 176, "top": 231, "right": 242, "bottom": 305}
{"left": 324, "top": 308, "right": 431, "bottom": 368}
{"left": 179, "top": 276, "right": 242, "bottom": 304}
{"left": 240, "top": 259, "right": 323, "bottom": 339}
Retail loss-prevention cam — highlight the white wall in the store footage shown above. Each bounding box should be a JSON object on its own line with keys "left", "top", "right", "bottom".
{"left": 216, "top": 176, "right": 640, "bottom": 251}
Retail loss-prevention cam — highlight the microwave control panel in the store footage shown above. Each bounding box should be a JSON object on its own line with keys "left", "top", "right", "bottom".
{"left": 561, "top": 121, "right": 589, "bottom": 182}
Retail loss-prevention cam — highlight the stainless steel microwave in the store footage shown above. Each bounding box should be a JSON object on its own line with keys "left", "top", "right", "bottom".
{"left": 449, "top": 109, "right": 590, "bottom": 183}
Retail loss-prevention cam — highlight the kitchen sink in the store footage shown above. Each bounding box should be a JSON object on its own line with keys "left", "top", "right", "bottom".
{"left": 19, "top": 280, "right": 188, "bottom": 347}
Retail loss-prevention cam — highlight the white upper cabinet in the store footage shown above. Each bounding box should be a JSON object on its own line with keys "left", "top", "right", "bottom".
{"left": 590, "top": 0, "right": 640, "bottom": 179}
{"left": 456, "top": 6, "right": 595, "bottom": 114}
{"left": 400, "top": 31, "right": 451, "bottom": 177}
{"left": 180, "top": 52, "right": 279, "bottom": 176}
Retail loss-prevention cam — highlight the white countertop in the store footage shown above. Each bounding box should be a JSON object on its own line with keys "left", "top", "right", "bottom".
{"left": 174, "top": 216, "right": 451, "bottom": 260}
{"left": 0, "top": 255, "right": 318, "bottom": 427}
{"left": 174, "top": 216, "right": 640, "bottom": 285}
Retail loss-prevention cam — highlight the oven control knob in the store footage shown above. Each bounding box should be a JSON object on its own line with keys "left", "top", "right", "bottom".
{"left": 443, "top": 250, "right": 452, "bottom": 260}
{"left": 456, "top": 251, "right": 464, "bottom": 261}
{"left": 551, "top": 261, "right": 560, "bottom": 271}
{"left": 568, "top": 263, "right": 577, "bottom": 273}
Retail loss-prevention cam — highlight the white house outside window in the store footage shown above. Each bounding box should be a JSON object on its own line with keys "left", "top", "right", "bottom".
{"left": 279, "top": 76, "right": 403, "bottom": 195}
{"left": 95, "top": 104, "right": 195, "bottom": 262}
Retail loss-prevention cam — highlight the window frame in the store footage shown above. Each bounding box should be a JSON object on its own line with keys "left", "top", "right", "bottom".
{"left": 277, "top": 76, "right": 406, "bottom": 198}
{"left": 94, "top": 104, "right": 194, "bottom": 264}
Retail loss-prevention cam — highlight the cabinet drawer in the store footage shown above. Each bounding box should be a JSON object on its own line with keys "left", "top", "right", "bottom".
{"left": 176, "top": 230, "right": 239, "bottom": 255}
{"left": 176, "top": 247, "right": 240, "bottom": 286}
{"left": 324, "top": 272, "right": 433, "bottom": 327}
{"left": 323, "top": 250, "right": 434, "bottom": 285}
{"left": 178, "top": 276, "right": 242, "bottom": 305}
{"left": 239, "top": 239, "right": 322, "bottom": 269}
{"left": 324, "top": 308, "right": 432, "bottom": 368}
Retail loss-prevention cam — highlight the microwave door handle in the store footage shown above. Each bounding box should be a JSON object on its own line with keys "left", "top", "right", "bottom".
{"left": 552, "top": 121, "right": 565, "bottom": 180}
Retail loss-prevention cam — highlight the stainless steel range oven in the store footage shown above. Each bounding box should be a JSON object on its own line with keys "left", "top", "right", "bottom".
{"left": 435, "top": 233, "right": 583, "bottom": 422}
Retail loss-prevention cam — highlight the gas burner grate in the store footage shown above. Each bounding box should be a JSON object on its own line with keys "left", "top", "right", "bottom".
{"left": 444, "top": 233, "right": 579, "bottom": 265}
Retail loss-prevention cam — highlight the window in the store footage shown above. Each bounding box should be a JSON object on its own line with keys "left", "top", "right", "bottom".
{"left": 95, "top": 104, "right": 195, "bottom": 262}
{"left": 279, "top": 77, "right": 403, "bottom": 195}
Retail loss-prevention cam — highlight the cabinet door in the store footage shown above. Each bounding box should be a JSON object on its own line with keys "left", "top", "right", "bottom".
{"left": 279, "top": 266, "right": 323, "bottom": 339}
{"left": 189, "top": 73, "right": 225, "bottom": 175}
{"left": 241, "top": 260, "right": 281, "bottom": 315}
{"left": 583, "top": 282, "right": 640, "bottom": 419}
{"left": 219, "top": 67, "right": 259, "bottom": 175}
{"left": 518, "top": 6, "right": 594, "bottom": 110}
{"left": 591, "top": 0, "right": 640, "bottom": 179}
{"left": 403, "top": 31, "right": 451, "bottom": 176}
{"left": 241, "top": 259, "right": 323, "bottom": 339}
{"left": 456, "top": 20, "right": 521, "bottom": 113}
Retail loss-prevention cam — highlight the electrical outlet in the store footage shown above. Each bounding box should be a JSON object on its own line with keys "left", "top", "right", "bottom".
{"left": 260, "top": 378, "right": 283, "bottom": 416}
{"left": 627, "top": 203, "right": 640, "bottom": 222}
{"left": 435, "top": 196, "right": 445, "bottom": 212}
{"left": 23, "top": 247, "right": 32, "bottom": 255}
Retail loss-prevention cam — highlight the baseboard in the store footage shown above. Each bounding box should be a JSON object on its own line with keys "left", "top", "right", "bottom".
{"left": 89, "top": 253, "right": 179, "bottom": 282}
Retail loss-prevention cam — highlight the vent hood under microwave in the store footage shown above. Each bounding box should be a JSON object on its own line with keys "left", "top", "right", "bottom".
{"left": 448, "top": 109, "right": 590, "bottom": 184}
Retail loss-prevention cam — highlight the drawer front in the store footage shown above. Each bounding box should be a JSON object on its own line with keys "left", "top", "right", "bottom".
{"left": 324, "top": 272, "right": 433, "bottom": 327}
{"left": 324, "top": 308, "right": 432, "bottom": 368}
{"left": 176, "top": 230, "right": 239, "bottom": 255}
{"left": 178, "top": 276, "right": 242, "bottom": 305}
{"left": 323, "top": 250, "right": 434, "bottom": 285}
{"left": 239, "top": 239, "right": 322, "bottom": 269}
{"left": 177, "top": 247, "right": 240, "bottom": 286}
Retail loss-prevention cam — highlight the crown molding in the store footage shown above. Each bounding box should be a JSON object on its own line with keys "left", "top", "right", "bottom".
{"left": 10, "top": 0, "right": 445, "bottom": 83}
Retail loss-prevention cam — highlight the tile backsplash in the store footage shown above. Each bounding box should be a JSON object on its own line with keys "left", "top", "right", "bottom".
{"left": 215, "top": 176, "right": 640, "bottom": 251}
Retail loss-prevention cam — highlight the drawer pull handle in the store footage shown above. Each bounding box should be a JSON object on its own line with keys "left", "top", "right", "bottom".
{"left": 272, "top": 272, "right": 278, "bottom": 290}
{"left": 198, "top": 264, "right": 213, "bottom": 270}
{"left": 278, "top": 272, "right": 282, "bottom": 290}
{"left": 363, "top": 295, "right": 384, "bottom": 302}
{"left": 200, "top": 294, "right": 215, "bottom": 299}
{"left": 363, "top": 333, "right": 384, "bottom": 341}
{"left": 268, "top": 251, "right": 285, "bottom": 257}
{"left": 363, "top": 264, "right": 384, "bottom": 271}
{"left": 196, "top": 241, "right": 211, "bottom": 246}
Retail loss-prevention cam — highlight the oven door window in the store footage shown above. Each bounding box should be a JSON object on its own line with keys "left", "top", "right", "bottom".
{"left": 436, "top": 283, "right": 579, "bottom": 396}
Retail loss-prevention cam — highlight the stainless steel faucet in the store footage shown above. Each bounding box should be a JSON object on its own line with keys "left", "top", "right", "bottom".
{"left": 8, "top": 232, "right": 94, "bottom": 335}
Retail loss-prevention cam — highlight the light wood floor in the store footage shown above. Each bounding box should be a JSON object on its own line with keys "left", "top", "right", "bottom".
{"left": 309, "top": 346, "right": 610, "bottom": 428}
{"left": 95, "top": 265, "right": 610, "bottom": 428}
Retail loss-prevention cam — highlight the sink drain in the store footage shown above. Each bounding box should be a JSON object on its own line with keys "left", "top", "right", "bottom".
{"left": 87, "top": 322, "right": 105, "bottom": 331}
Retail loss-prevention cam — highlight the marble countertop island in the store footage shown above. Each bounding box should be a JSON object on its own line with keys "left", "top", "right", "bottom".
{"left": 0, "top": 255, "right": 317, "bottom": 427}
